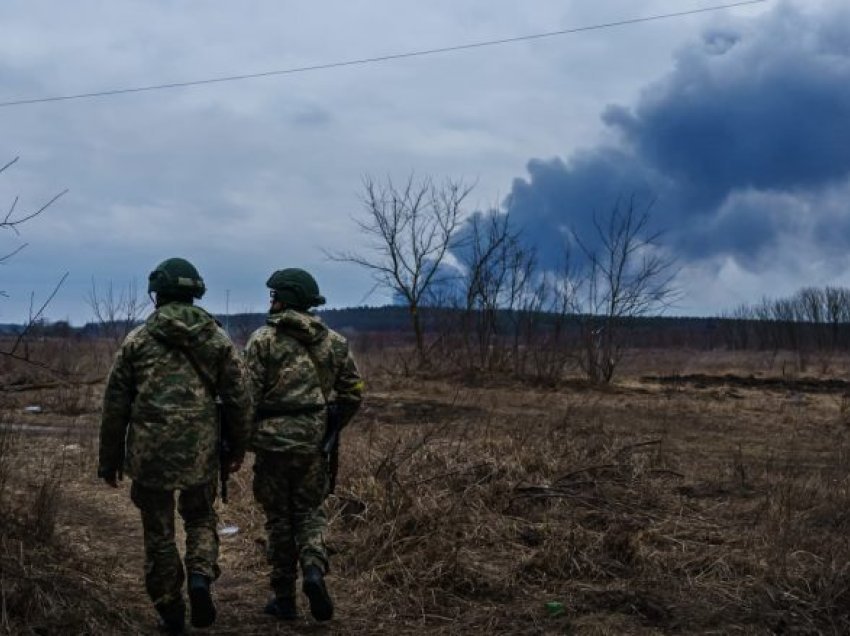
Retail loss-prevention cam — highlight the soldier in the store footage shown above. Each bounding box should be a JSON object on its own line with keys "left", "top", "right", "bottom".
{"left": 244, "top": 268, "right": 363, "bottom": 622}
{"left": 98, "top": 257, "right": 251, "bottom": 633}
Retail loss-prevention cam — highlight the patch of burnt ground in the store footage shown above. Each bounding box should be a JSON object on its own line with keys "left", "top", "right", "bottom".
{"left": 363, "top": 395, "right": 486, "bottom": 425}
{"left": 644, "top": 373, "right": 850, "bottom": 394}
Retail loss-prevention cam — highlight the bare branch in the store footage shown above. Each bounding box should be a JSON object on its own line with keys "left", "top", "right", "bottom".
{"left": 329, "top": 173, "right": 473, "bottom": 365}
{"left": 86, "top": 278, "right": 150, "bottom": 343}
{"left": 9, "top": 272, "right": 69, "bottom": 357}
{"left": 0, "top": 156, "right": 19, "bottom": 176}
{"left": 1, "top": 188, "right": 68, "bottom": 229}
{"left": 0, "top": 243, "right": 27, "bottom": 264}
{"left": 572, "top": 195, "right": 678, "bottom": 383}
{"left": 0, "top": 157, "right": 67, "bottom": 297}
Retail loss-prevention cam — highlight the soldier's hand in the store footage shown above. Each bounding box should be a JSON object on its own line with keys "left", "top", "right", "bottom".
{"left": 227, "top": 456, "right": 243, "bottom": 474}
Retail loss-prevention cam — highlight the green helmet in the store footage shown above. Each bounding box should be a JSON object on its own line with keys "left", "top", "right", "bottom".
{"left": 266, "top": 268, "right": 326, "bottom": 309}
{"left": 148, "top": 257, "right": 206, "bottom": 299}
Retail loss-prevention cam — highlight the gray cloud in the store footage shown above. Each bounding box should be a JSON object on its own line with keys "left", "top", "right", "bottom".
{"left": 0, "top": 0, "right": 808, "bottom": 320}
{"left": 293, "top": 107, "right": 332, "bottom": 127}
{"left": 504, "top": 2, "right": 850, "bottom": 277}
{"left": 504, "top": 149, "right": 661, "bottom": 264}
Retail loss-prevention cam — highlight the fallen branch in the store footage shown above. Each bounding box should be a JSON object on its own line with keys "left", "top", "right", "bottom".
{"left": 0, "top": 377, "right": 105, "bottom": 393}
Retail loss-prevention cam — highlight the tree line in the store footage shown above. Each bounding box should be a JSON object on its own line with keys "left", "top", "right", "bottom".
{"left": 332, "top": 175, "right": 678, "bottom": 383}
{"left": 717, "top": 286, "right": 850, "bottom": 372}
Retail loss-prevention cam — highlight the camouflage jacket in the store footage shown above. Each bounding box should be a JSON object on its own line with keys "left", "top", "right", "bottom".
{"left": 244, "top": 309, "right": 363, "bottom": 454}
{"left": 98, "top": 302, "right": 252, "bottom": 490}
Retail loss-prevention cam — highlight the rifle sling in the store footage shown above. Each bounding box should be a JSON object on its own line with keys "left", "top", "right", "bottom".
{"left": 151, "top": 333, "right": 218, "bottom": 399}
{"left": 152, "top": 332, "right": 231, "bottom": 503}
{"left": 299, "top": 340, "right": 331, "bottom": 407}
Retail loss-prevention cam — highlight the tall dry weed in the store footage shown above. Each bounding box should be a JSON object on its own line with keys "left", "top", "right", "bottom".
{"left": 0, "top": 427, "right": 14, "bottom": 509}
{"left": 29, "top": 457, "right": 64, "bottom": 543}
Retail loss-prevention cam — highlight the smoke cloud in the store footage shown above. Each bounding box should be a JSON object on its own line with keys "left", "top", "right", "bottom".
{"left": 503, "top": 3, "right": 850, "bottom": 276}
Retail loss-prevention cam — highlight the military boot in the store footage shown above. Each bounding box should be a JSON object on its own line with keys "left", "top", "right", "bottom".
{"left": 302, "top": 565, "right": 334, "bottom": 621}
{"left": 155, "top": 599, "right": 186, "bottom": 634}
{"left": 264, "top": 596, "right": 298, "bottom": 620}
{"left": 187, "top": 572, "right": 216, "bottom": 628}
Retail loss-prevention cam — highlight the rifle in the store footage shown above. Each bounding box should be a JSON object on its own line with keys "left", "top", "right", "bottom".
{"left": 320, "top": 403, "right": 342, "bottom": 495}
{"left": 218, "top": 402, "right": 233, "bottom": 503}
{"left": 219, "top": 438, "right": 231, "bottom": 503}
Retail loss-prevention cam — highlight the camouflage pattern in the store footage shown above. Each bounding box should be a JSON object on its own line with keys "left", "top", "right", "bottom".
{"left": 99, "top": 302, "right": 252, "bottom": 489}
{"left": 98, "top": 301, "right": 252, "bottom": 612}
{"left": 244, "top": 309, "right": 363, "bottom": 588}
{"left": 244, "top": 309, "right": 363, "bottom": 455}
{"left": 253, "top": 451, "right": 329, "bottom": 597}
{"left": 131, "top": 481, "right": 219, "bottom": 607}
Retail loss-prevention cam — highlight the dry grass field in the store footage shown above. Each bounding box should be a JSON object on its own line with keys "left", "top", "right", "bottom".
{"left": 3, "top": 340, "right": 850, "bottom": 634}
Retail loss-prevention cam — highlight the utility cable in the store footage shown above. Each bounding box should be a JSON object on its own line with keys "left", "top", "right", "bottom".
{"left": 0, "top": 0, "right": 768, "bottom": 108}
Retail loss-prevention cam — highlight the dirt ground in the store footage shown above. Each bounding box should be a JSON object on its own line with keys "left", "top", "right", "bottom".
{"left": 3, "top": 348, "right": 850, "bottom": 634}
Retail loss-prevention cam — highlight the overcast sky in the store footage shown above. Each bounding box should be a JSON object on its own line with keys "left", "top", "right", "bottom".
{"left": 0, "top": 0, "right": 845, "bottom": 323}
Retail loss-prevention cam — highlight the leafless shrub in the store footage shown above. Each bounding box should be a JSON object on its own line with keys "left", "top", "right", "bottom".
{"left": 28, "top": 455, "right": 65, "bottom": 543}
{"left": 0, "top": 275, "right": 70, "bottom": 376}
{"left": 85, "top": 278, "right": 149, "bottom": 347}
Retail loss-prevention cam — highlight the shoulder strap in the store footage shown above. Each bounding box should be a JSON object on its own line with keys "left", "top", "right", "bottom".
{"left": 271, "top": 321, "right": 333, "bottom": 404}
{"left": 301, "top": 342, "right": 331, "bottom": 404}
{"left": 151, "top": 332, "right": 217, "bottom": 398}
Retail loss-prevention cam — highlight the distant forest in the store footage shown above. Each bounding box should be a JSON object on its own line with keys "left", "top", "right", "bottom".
{"left": 8, "top": 287, "right": 850, "bottom": 365}
{"left": 2, "top": 304, "right": 717, "bottom": 343}
{"left": 0, "top": 305, "right": 778, "bottom": 351}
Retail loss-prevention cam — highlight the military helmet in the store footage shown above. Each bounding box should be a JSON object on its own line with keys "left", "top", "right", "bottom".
{"left": 266, "top": 268, "right": 326, "bottom": 309}
{"left": 148, "top": 257, "right": 206, "bottom": 299}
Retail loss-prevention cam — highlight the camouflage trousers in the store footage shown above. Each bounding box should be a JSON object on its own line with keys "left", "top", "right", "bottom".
{"left": 130, "top": 481, "right": 220, "bottom": 607}
{"left": 253, "top": 450, "right": 329, "bottom": 599}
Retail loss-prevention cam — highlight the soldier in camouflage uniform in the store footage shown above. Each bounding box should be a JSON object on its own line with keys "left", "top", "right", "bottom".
{"left": 244, "top": 268, "right": 363, "bottom": 622}
{"left": 98, "top": 258, "right": 252, "bottom": 633}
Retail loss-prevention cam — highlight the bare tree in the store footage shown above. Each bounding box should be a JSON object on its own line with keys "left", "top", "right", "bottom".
{"left": 573, "top": 196, "right": 678, "bottom": 383}
{"left": 86, "top": 278, "right": 149, "bottom": 345}
{"left": 718, "top": 303, "right": 755, "bottom": 351}
{"left": 453, "top": 211, "right": 551, "bottom": 375}
{"left": 456, "top": 212, "right": 514, "bottom": 371}
{"left": 332, "top": 175, "right": 473, "bottom": 366}
{"left": 496, "top": 226, "right": 543, "bottom": 376}
{"left": 824, "top": 286, "right": 850, "bottom": 349}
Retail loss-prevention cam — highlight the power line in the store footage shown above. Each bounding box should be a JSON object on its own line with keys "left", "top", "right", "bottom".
{"left": 0, "top": 0, "right": 768, "bottom": 108}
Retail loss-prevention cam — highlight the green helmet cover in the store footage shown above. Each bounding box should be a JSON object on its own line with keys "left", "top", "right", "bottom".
{"left": 148, "top": 257, "right": 206, "bottom": 299}
{"left": 266, "top": 268, "right": 326, "bottom": 309}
